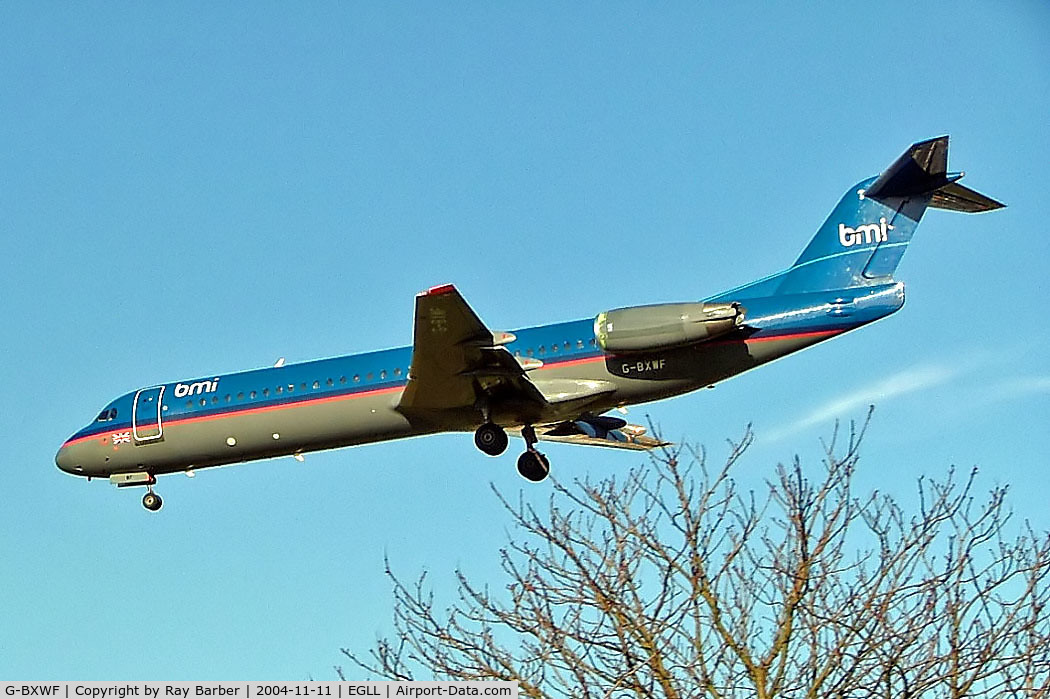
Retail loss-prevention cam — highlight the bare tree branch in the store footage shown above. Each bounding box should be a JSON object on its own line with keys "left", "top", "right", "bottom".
{"left": 340, "top": 415, "right": 1050, "bottom": 697}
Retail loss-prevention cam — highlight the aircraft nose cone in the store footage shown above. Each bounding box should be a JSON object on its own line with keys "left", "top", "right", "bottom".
{"left": 55, "top": 443, "right": 81, "bottom": 475}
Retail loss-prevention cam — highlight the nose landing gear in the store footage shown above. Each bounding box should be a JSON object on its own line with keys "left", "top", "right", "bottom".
{"left": 110, "top": 472, "right": 164, "bottom": 512}
{"left": 142, "top": 488, "right": 163, "bottom": 512}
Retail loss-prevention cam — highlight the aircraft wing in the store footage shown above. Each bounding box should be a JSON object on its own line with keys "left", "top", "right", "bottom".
{"left": 397, "top": 284, "right": 548, "bottom": 413}
{"left": 513, "top": 420, "right": 670, "bottom": 451}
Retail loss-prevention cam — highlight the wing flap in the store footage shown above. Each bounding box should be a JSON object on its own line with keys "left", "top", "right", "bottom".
{"left": 530, "top": 379, "right": 616, "bottom": 405}
{"left": 513, "top": 419, "right": 670, "bottom": 452}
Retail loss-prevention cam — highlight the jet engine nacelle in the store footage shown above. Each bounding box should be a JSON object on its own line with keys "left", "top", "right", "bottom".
{"left": 595, "top": 302, "right": 743, "bottom": 354}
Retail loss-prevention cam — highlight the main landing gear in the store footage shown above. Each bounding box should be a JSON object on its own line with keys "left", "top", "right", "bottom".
{"left": 142, "top": 487, "right": 163, "bottom": 512}
{"left": 517, "top": 425, "right": 550, "bottom": 482}
{"left": 472, "top": 423, "right": 550, "bottom": 482}
{"left": 517, "top": 449, "right": 550, "bottom": 483}
{"left": 474, "top": 422, "right": 509, "bottom": 456}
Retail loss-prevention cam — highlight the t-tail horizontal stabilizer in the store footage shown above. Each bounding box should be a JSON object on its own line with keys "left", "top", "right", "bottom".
{"left": 928, "top": 181, "right": 1005, "bottom": 214}
{"left": 777, "top": 136, "right": 1005, "bottom": 295}
{"left": 865, "top": 135, "right": 1005, "bottom": 212}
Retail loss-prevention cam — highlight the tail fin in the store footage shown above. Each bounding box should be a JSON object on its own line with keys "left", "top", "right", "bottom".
{"left": 777, "top": 136, "right": 1004, "bottom": 295}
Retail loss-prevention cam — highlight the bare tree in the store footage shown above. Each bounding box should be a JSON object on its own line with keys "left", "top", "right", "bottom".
{"left": 340, "top": 414, "right": 1050, "bottom": 697}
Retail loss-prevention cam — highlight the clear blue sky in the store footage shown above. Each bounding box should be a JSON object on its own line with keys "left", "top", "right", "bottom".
{"left": 2, "top": 1, "right": 1047, "bottom": 680}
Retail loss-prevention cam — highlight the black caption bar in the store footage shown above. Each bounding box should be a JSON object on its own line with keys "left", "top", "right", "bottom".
{"left": 0, "top": 682, "right": 518, "bottom": 699}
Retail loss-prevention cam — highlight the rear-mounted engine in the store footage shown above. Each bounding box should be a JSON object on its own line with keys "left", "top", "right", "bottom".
{"left": 595, "top": 302, "right": 744, "bottom": 354}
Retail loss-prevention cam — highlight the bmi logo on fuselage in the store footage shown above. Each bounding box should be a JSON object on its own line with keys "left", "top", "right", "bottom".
{"left": 174, "top": 378, "right": 220, "bottom": 398}
{"left": 839, "top": 218, "right": 894, "bottom": 248}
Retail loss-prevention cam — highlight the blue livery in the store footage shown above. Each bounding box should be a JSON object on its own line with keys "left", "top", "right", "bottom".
{"left": 56, "top": 137, "right": 1003, "bottom": 511}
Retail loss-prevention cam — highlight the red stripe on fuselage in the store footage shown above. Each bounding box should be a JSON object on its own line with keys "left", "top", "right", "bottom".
{"left": 62, "top": 328, "right": 842, "bottom": 448}
{"left": 62, "top": 385, "right": 403, "bottom": 448}
{"left": 737, "top": 328, "right": 841, "bottom": 344}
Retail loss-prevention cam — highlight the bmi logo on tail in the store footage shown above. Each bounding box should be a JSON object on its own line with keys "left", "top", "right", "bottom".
{"left": 839, "top": 217, "right": 893, "bottom": 248}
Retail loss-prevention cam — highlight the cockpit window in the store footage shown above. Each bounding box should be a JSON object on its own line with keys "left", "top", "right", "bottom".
{"left": 95, "top": 408, "right": 117, "bottom": 422}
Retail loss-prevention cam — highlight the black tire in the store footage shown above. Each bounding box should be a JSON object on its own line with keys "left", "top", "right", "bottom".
{"left": 474, "top": 423, "right": 509, "bottom": 456}
{"left": 142, "top": 492, "right": 163, "bottom": 512}
{"left": 516, "top": 450, "right": 550, "bottom": 482}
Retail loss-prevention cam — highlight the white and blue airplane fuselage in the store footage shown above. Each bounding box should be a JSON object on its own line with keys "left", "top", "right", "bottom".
{"left": 56, "top": 137, "right": 1003, "bottom": 511}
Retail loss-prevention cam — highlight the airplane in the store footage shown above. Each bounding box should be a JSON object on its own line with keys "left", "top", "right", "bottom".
{"left": 56, "top": 136, "right": 1003, "bottom": 511}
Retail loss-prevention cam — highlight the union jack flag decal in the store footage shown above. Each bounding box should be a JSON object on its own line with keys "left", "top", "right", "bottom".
{"left": 111, "top": 431, "right": 132, "bottom": 445}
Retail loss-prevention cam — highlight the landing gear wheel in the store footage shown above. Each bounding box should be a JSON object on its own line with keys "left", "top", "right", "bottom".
{"left": 142, "top": 491, "right": 163, "bottom": 512}
{"left": 517, "top": 449, "right": 550, "bottom": 483}
{"left": 474, "top": 422, "right": 509, "bottom": 456}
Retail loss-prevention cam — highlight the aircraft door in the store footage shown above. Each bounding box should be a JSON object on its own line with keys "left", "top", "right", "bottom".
{"left": 132, "top": 386, "right": 165, "bottom": 442}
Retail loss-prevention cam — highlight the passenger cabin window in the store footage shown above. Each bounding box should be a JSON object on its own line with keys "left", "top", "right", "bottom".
{"left": 394, "top": 367, "right": 402, "bottom": 377}
{"left": 262, "top": 388, "right": 269, "bottom": 397}
{"left": 326, "top": 378, "right": 334, "bottom": 387}
{"left": 353, "top": 374, "right": 360, "bottom": 383}
{"left": 250, "top": 391, "right": 257, "bottom": 399}
{"left": 339, "top": 376, "right": 347, "bottom": 384}
{"left": 380, "top": 370, "right": 386, "bottom": 380}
